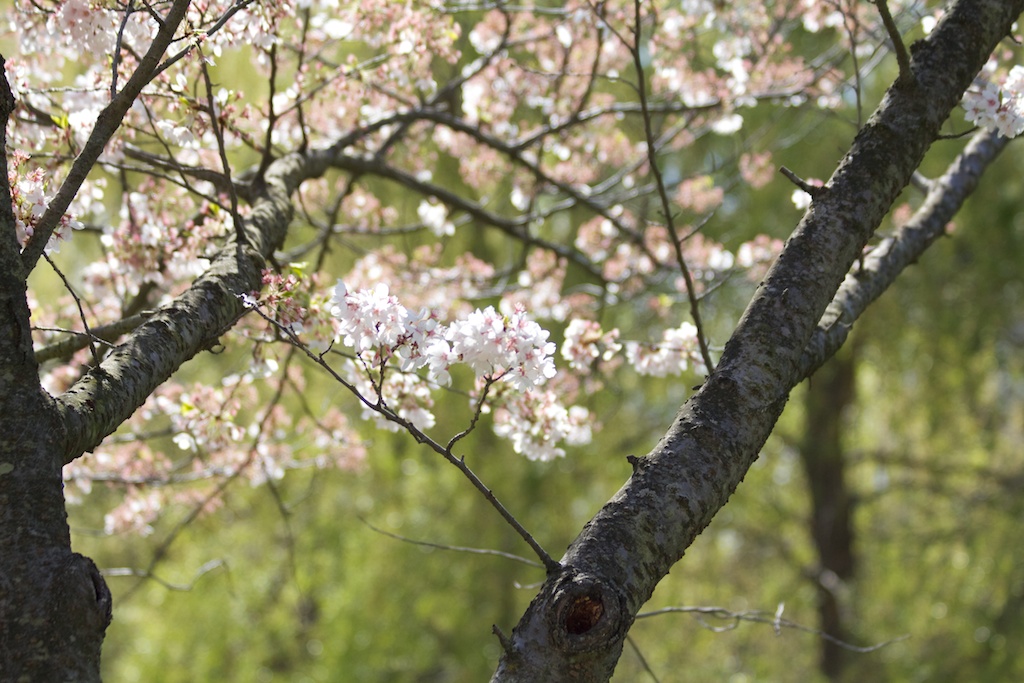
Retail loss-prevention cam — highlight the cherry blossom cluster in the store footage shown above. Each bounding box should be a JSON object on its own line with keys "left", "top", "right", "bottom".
{"left": 329, "top": 281, "right": 600, "bottom": 459}
{"left": 625, "top": 322, "right": 707, "bottom": 377}
{"left": 324, "top": 274, "right": 714, "bottom": 460}
{"left": 331, "top": 281, "right": 560, "bottom": 391}
{"left": 258, "top": 268, "right": 309, "bottom": 336}
{"left": 962, "top": 66, "right": 1024, "bottom": 138}
{"left": 491, "top": 388, "right": 593, "bottom": 462}
{"left": 561, "top": 319, "right": 623, "bottom": 371}
{"left": 8, "top": 156, "right": 84, "bottom": 253}
{"left": 1, "top": 0, "right": 936, "bottom": 536}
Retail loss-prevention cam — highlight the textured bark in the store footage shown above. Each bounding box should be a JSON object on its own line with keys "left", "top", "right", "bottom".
{"left": 0, "top": 45, "right": 328, "bottom": 682}
{"left": 56, "top": 152, "right": 323, "bottom": 462}
{"left": 491, "top": 2, "right": 1024, "bottom": 680}
{"left": 0, "top": 60, "right": 111, "bottom": 681}
{"left": 799, "top": 126, "right": 1011, "bottom": 376}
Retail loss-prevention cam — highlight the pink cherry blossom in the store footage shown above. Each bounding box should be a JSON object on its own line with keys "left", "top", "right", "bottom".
{"left": 625, "top": 322, "right": 705, "bottom": 377}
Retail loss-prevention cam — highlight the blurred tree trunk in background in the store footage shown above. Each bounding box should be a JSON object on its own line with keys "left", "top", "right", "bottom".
{"left": 802, "top": 346, "right": 857, "bottom": 681}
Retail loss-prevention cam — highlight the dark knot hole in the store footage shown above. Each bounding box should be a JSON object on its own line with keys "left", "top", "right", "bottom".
{"left": 564, "top": 593, "right": 604, "bottom": 635}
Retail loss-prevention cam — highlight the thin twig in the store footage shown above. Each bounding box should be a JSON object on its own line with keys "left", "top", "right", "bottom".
{"left": 33, "top": 311, "right": 154, "bottom": 364}
{"left": 626, "top": 634, "right": 662, "bottom": 683}
{"left": 358, "top": 517, "right": 544, "bottom": 568}
{"left": 257, "top": 42, "right": 280, "bottom": 179}
{"left": 628, "top": 0, "right": 715, "bottom": 374}
{"left": 636, "top": 604, "right": 910, "bottom": 653}
{"left": 841, "top": 0, "right": 864, "bottom": 127}
{"left": 246, "top": 303, "right": 562, "bottom": 573}
{"left": 874, "top": 0, "right": 913, "bottom": 86}
{"left": 43, "top": 253, "right": 101, "bottom": 367}
{"left": 492, "top": 624, "right": 513, "bottom": 654}
{"left": 102, "top": 559, "right": 227, "bottom": 591}
{"left": 198, "top": 49, "right": 246, "bottom": 246}
{"left": 446, "top": 377, "right": 496, "bottom": 452}
{"left": 110, "top": 0, "right": 134, "bottom": 98}
{"left": 779, "top": 165, "right": 824, "bottom": 197}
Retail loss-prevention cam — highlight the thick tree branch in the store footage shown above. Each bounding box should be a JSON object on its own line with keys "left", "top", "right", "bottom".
{"left": 491, "top": 2, "right": 1024, "bottom": 680}
{"left": 0, "top": 58, "right": 36, "bottom": 387}
{"left": 54, "top": 151, "right": 326, "bottom": 462}
{"left": 800, "top": 127, "right": 1011, "bottom": 377}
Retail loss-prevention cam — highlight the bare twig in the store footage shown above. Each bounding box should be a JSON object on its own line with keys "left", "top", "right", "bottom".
{"left": 257, "top": 43, "right": 281, "bottom": 179}
{"left": 109, "top": 0, "right": 134, "bottom": 98}
{"left": 492, "top": 624, "right": 513, "bottom": 654}
{"left": 874, "top": 0, "right": 914, "bottom": 86}
{"left": 840, "top": 0, "right": 865, "bottom": 127}
{"left": 626, "top": 634, "right": 662, "bottom": 683}
{"left": 37, "top": 318, "right": 142, "bottom": 364}
{"left": 779, "top": 165, "right": 824, "bottom": 197}
{"left": 358, "top": 517, "right": 544, "bottom": 568}
{"left": 102, "top": 559, "right": 227, "bottom": 592}
{"left": 628, "top": 0, "right": 715, "bottom": 374}
{"left": 198, "top": 49, "right": 246, "bottom": 246}
{"left": 122, "top": 144, "right": 245, "bottom": 199}
{"left": 42, "top": 253, "right": 101, "bottom": 367}
{"left": 446, "top": 378, "right": 496, "bottom": 452}
{"left": 636, "top": 604, "right": 909, "bottom": 653}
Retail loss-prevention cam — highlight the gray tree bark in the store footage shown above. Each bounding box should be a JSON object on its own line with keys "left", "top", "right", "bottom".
{"left": 0, "top": 45, "right": 326, "bottom": 683}
{"left": 489, "top": 2, "right": 1023, "bottom": 680}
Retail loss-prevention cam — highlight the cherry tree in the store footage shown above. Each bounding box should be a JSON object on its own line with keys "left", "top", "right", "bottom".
{"left": 1, "top": 0, "right": 1022, "bottom": 680}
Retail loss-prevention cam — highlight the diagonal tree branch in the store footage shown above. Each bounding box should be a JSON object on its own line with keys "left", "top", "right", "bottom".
{"left": 490, "top": 1, "right": 1024, "bottom": 680}
{"left": 19, "top": 0, "right": 190, "bottom": 273}
{"left": 54, "top": 150, "right": 329, "bottom": 462}
{"left": 800, "top": 127, "right": 1012, "bottom": 377}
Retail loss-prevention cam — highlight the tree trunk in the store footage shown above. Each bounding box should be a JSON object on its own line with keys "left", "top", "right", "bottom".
{"left": 491, "top": 2, "right": 1024, "bottom": 679}
{"left": 0, "top": 389, "right": 112, "bottom": 682}
{"left": 0, "top": 67, "right": 111, "bottom": 676}
{"left": 801, "top": 349, "right": 857, "bottom": 680}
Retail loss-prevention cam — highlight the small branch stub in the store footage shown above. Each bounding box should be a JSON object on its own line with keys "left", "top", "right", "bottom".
{"left": 492, "top": 624, "right": 513, "bottom": 655}
{"left": 779, "top": 166, "right": 824, "bottom": 198}
{"left": 874, "top": 0, "right": 914, "bottom": 86}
